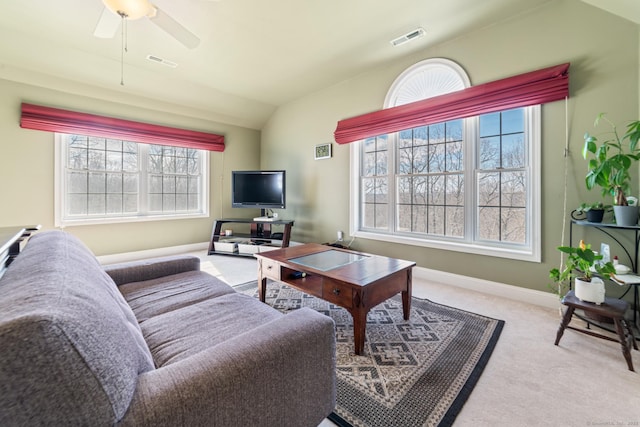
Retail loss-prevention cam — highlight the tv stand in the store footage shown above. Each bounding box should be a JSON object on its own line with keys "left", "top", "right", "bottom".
{"left": 208, "top": 218, "right": 294, "bottom": 257}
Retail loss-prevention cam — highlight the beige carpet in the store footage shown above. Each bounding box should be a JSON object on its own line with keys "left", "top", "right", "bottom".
{"left": 199, "top": 253, "right": 640, "bottom": 426}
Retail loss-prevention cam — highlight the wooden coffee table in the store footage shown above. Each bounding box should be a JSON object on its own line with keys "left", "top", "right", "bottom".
{"left": 255, "top": 243, "right": 415, "bottom": 355}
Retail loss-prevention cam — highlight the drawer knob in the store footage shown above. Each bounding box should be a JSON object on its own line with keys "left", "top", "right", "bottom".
{"left": 267, "top": 265, "right": 272, "bottom": 270}
{"left": 332, "top": 288, "right": 340, "bottom": 295}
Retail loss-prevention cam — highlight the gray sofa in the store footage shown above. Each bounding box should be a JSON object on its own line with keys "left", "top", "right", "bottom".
{"left": 0, "top": 230, "right": 336, "bottom": 426}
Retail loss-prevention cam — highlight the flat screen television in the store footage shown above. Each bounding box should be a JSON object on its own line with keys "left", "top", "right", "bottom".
{"left": 231, "top": 170, "right": 286, "bottom": 211}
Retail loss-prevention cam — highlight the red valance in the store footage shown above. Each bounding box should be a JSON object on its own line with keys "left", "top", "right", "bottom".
{"left": 334, "top": 62, "right": 570, "bottom": 144}
{"left": 20, "top": 103, "right": 225, "bottom": 152}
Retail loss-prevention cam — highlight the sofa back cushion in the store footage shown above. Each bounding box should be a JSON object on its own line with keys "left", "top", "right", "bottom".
{"left": 0, "top": 231, "right": 154, "bottom": 425}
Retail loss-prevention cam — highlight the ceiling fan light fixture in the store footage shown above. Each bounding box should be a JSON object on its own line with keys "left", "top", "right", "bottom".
{"left": 102, "top": 0, "right": 152, "bottom": 20}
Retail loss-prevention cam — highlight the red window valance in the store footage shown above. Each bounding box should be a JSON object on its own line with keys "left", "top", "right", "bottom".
{"left": 334, "top": 62, "right": 570, "bottom": 144}
{"left": 20, "top": 103, "right": 225, "bottom": 152}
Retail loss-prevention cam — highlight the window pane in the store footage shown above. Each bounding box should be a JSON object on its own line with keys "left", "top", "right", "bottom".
{"left": 106, "top": 174, "right": 122, "bottom": 193}
{"left": 397, "top": 204, "right": 412, "bottom": 232}
{"left": 412, "top": 205, "right": 427, "bottom": 233}
{"left": 502, "top": 108, "right": 524, "bottom": 134}
{"left": 68, "top": 171, "right": 87, "bottom": 193}
{"left": 68, "top": 194, "right": 87, "bottom": 215}
{"left": 428, "top": 175, "right": 444, "bottom": 205}
{"left": 398, "top": 148, "right": 412, "bottom": 174}
{"left": 446, "top": 120, "right": 462, "bottom": 142}
{"left": 446, "top": 174, "right": 464, "bottom": 206}
{"left": 429, "top": 123, "right": 445, "bottom": 143}
{"left": 427, "top": 206, "right": 444, "bottom": 235}
{"left": 397, "top": 177, "right": 412, "bottom": 204}
{"left": 88, "top": 172, "right": 106, "bottom": 193}
{"left": 106, "top": 194, "right": 122, "bottom": 214}
{"left": 478, "top": 172, "right": 500, "bottom": 207}
{"left": 68, "top": 148, "right": 87, "bottom": 170}
{"left": 376, "top": 135, "right": 388, "bottom": 151}
{"left": 106, "top": 139, "right": 122, "bottom": 151}
{"left": 363, "top": 152, "right": 377, "bottom": 177}
{"left": 480, "top": 113, "right": 500, "bottom": 137}
{"left": 412, "top": 146, "right": 428, "bottom": 173}
{"left": 445, "top": 141, "right": 463, "bottom": 171}
{"left": 478, "top": 206, "right": 500, "bottom": 240}
{"left": 414, "top": 126, "right": 427, "bottom": 145}
{"left": 375, "top": 151, "right": 388, "bottom": 176}
{"left": 501, "top": 171, "right": 526, "bottom": 207}
{"left": 88, "top": 194, "right": 105, "bottom": 215}
{"left": 374, "top": 204, "right": 388, "bottom": 229}
{"left": 88, "top": 137, "right": 105, "bottom": 150}
{"left": 479, "top": 136, "right": 500, "bottom": 170}
{"left": 398, "top": 130, "right": 413, "bottom": 148}
{"left": 445, "top": 206, "right": 464, "bottom": 237}
{"left": 88, "top": 150, "right": 106, "bottom": 170}
{"left": 149, "top": 155, "right": 162, "bottom": 173}
{"left": 106, "top": 151, "right": 122, "bottom": 171}
{"left": 502, "top": 133, "right": 525, "bottom": 168}
{"left": 501, "top": 207, "right": 526, "bottom": 243}
{"left": 428, "top": 143, "right": 445, "bottom": 173}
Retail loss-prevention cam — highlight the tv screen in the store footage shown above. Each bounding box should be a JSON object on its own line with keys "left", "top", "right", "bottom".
{"left": 231, "top": 170, "right": 286, "bottom": 210}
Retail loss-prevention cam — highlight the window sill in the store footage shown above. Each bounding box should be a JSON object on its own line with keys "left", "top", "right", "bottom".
{"left": 353, "top": 230, "right": 540, "bottom": 263}
{"left": 56, "top": 212, "right": 209, "bottom": 228}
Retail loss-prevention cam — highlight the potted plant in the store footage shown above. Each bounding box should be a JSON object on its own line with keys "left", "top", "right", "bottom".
{"left": 549, "top": 240, "right": 615, "bottom": 304}
{"left": 583, "top": 114, "right": 640, "bottom": 226}
{"left": 571, "top": 202, "right": 612, "bottom": 223}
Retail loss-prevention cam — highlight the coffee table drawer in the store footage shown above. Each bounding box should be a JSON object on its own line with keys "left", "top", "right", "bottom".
{"left": 322, "top": 280, "right": 352, "bottom": 308}
{"left": 261, "top": 259, "right": 281, "bottom": 280}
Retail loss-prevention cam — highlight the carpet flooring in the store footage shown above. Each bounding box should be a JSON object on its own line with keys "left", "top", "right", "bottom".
{"left": 238, "top": 281, "right": 504, "bottom": 427}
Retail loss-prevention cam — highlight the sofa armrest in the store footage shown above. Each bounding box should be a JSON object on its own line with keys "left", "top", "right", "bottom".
{"left": 117, "top": 307, "right": 336, "bottom": 427}
{"left": 104, "top": 255, "right": 201, "bottom": 286}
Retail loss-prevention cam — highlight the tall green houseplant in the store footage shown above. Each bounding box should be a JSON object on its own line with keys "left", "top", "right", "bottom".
{"left": 583, "top": 114, "right": 640, "bottom": 206}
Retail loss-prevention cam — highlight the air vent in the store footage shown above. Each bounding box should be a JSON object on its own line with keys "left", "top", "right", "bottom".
{"left": 390, "top": 27, "right": 426, "bottom": 47}
{"left": 146, "top": 54, "right": 178, "bottom": 68}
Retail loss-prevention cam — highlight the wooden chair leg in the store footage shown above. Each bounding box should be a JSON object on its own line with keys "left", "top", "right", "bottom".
{"left": 555, "top": 306, "right": 575, "bottom": 346}
{"left": 614, "top": 319, "right": 634, "bottom": 372}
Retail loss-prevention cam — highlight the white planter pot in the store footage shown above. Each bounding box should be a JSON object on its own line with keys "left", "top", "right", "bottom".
{"left": 613, "top": 205, "right": 639, "bottom": 226}
{"left": 575, "top": 277, "right": 605, "bottom": 305}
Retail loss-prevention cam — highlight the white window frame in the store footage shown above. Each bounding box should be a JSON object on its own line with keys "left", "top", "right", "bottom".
{"left": 54, "top": 134, "right": 209, "bottom": 227}
{"left": 350, "top": 59, "right": 540, "bottom": 262}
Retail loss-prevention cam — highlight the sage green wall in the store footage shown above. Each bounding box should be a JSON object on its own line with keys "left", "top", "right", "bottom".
{"left": 261, "top": 0, "right": 640, "bottom": 292}
{"left": 0, "top": 78, "right": 261, "bottom": 256}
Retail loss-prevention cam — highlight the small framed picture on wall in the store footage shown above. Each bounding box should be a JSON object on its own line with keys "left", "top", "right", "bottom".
{"left": 315, "top": 143, "right": 332, "bottom": 160}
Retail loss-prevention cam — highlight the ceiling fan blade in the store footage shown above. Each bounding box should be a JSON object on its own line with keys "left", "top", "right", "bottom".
{"left": 94, "top": 6, "right": 121, "bottom": 38}
{"left": 148, "top": 6, "right": 200, "bottom": 49}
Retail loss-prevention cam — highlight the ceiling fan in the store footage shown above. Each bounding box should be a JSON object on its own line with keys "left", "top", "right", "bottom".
{"left": 93, "top": 0, "right": 205, "bottom": 49}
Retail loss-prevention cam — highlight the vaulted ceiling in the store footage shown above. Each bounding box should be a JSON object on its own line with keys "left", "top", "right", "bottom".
{"left": 0, "top": 0, "right": 637, "bottom": 129}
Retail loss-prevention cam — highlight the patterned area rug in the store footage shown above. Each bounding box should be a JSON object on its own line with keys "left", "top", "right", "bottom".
{"left": 237, "top": 281, "right": 504, "bottom": 427}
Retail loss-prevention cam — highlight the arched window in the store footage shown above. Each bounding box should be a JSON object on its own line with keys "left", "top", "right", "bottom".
{"left": 351, "top": 58, "right": 540, "bottom": 261}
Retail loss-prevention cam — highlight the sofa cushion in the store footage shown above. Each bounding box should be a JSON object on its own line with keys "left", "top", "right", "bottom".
{"left": 0, "top": 231, "right": 154, "bottom": 425}
{"left": 140, "top": 292, "right": 283, "bottom": 366}
{"left": 119, "top": 270, "right": 236, "bottom": 322}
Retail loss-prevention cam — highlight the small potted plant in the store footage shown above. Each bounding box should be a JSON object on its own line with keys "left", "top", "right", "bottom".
{"left": 571, "top": 202, "right": 612, "bottom": 223}
{"left": 549, "top": 240, "right": 615, "bottom": 304}
{"left": 583, "top": 114, "right": 640, "bottom": 226}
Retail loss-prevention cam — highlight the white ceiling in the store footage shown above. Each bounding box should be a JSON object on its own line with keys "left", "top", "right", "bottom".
{"left": 0, "top": 0, "right": 637, "bottom": 130}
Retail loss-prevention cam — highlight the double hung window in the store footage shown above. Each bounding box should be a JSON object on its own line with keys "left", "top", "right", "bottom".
{"left": 56, "top": 133, "right": 208, "bottom": 226}
{"left": 353, "top": 59, "right": 540, "bottom": 261}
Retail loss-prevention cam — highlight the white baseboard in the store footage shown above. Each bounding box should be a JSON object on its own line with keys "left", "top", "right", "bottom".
{"left": 97, "top": 242, "right": 559, "bottom": 309}
{"left": 97, "top": 242, "right": 209, "bottom": 265}
{"left": 413, "top": 266, "right": 560, "bottom": 310}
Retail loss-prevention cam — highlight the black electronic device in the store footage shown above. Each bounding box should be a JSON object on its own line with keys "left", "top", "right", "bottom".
{"left": 231, "top": 170, "right": 286, "bottom": 214}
